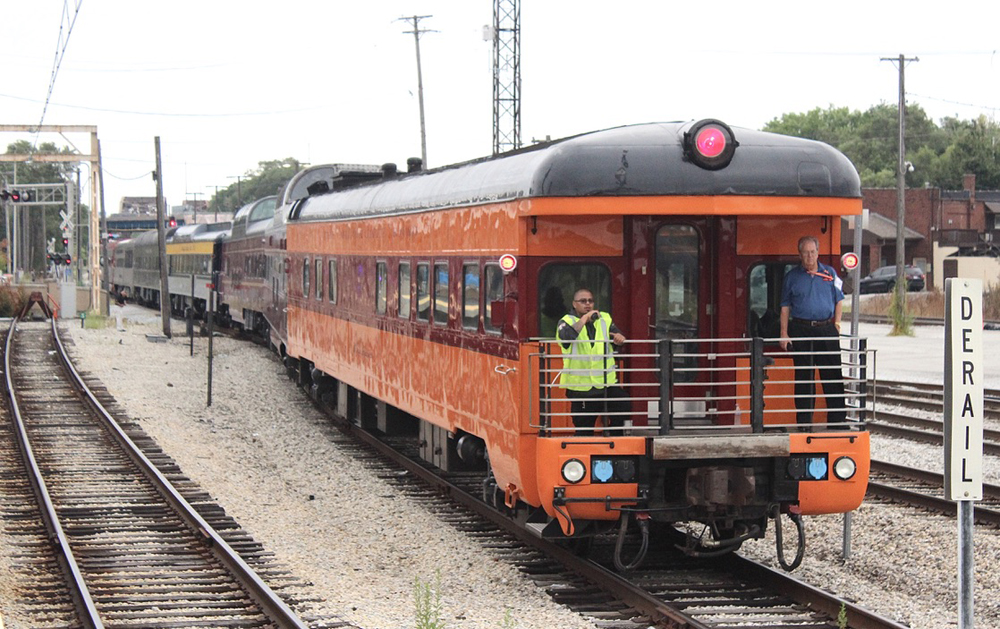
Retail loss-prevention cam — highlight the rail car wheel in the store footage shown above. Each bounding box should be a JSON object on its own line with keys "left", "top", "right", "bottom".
{"left": 481, "top": 460, "right": 512, "bottom": 516}
{"left": 557, "top": 535, "right": 594, "bottom": 557}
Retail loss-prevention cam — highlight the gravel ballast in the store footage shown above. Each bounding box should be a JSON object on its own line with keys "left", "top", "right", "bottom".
{"left": 1, "top": 313, "right": 997, "bottom": 628}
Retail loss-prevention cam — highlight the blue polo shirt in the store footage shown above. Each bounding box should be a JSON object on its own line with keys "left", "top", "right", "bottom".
{"left": 780, "top": 262, "right": 844, "bottom": 321}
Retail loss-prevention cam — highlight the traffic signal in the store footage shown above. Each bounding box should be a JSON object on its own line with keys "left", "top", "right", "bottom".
{"left": 168, "top": 216, "right": 177, "bottom": 227}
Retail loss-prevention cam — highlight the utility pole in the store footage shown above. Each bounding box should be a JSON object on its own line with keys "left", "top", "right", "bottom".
{"left": 399, "top": 15, "right": 435, "bottom": 167}
{"left": 187, "top": 191, "right": 201, "bottom": 224}
{"left": 75, "top": 168, "right": 82, "bottom": 283}
{"left": 154, "top": 137, "right": 170, "bottom": 338}
{"left": 881, "top": 54, "right": 919, "bottom": 335}
{"left": 98, "top": 139, "right": 108, "bottom": 314}
{"left": 492, "top": 0, "right": 521, "bottom": 155}
{"left": 227, "top": 175, "right": 242, "bottom": 207}
{"left": 206, "top": 185, "right": 220, "bottom": 222}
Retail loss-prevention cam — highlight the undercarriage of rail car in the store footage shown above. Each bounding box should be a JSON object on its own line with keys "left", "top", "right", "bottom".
{"left": 525, "top": 331, "right": 872, "bottom": 571}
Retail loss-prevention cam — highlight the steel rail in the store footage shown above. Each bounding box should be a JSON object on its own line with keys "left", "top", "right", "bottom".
{"left": 323, "top": 406, "right": 908, "bottom": 629}
{"left": 867, "top": 420, "right": 1000, "bottom": 457}
{"left": 3, "top": 316, "right": 103, "bottom": 628}
{"left": 870, "top": 459, "right": 1000, "bottom": 528}
{"left": 868, "top": 481, "right": 1000, "bottom": 527}
{"left": 871, "top": 460, "right": 1000, "bottom": 500}
{"left": 49, "top": 318, "right": 309, "bottom": 629}
{"left": 331, "top": 418, "right": 712, "bottom": 629}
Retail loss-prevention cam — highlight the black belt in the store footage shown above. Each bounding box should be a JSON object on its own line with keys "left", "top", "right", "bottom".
{"left": 790, "top": 317, "right": 834, "bottom": 327}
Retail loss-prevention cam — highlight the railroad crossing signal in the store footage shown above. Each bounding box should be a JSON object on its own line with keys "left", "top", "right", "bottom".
{"left": 1, "top": 190, "right": 31, "bottom": 202}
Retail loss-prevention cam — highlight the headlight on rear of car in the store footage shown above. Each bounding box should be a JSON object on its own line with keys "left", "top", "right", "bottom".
{"left": 561, "top": 459, "right": 586, "bottom": 484}
{"left": 833, "top": 456, "right": 857, "bottom": 481}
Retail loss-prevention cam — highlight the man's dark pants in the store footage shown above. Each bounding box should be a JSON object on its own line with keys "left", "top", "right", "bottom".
{"left": 787, "top": 320, "right": 846, "bottom": 425}
{"left": 566, "top": 386, "right": 629, "bottom": 433}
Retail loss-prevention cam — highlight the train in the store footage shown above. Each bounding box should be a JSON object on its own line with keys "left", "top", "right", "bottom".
{"left": 108, "top": 120, "right": 872, "bottom": 571}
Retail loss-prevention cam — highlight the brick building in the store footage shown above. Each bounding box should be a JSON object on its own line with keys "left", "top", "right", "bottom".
{"left": 848, "top": 175, "right": 1000, "bottom": 288}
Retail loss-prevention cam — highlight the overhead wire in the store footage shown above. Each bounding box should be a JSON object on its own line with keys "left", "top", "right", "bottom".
{"left": 35, "top": 0, "right": 84, "bottom": 146}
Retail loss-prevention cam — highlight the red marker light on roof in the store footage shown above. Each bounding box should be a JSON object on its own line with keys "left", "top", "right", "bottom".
{"left": 683, "top": 119, "right": 739, "bottom": 170}
{"left": 695, "top": 127, "right": 726, "bottom": 158}
{"left": 841, "top": 252, "right": 860, "bottom": 271}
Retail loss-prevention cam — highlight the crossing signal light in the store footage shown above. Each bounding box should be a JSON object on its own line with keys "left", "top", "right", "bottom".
{"left": 1, "top": 190, "right": 31, "bottom": 202}
{"left": 62, "top": 237, "right": 69, "bottom": 248}
{"left": 64, "top": 254, "right": 72, "bottom": 265}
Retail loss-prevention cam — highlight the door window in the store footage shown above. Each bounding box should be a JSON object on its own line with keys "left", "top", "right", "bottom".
{"left": 655, "top": 225, "right": 700, "bottom": 382}
{"left": 654, "top": 225, "right": 699, "bottom": 339}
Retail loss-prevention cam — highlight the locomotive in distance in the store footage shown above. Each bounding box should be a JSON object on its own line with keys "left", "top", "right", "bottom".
{"left": 109, "top": 119, "right": 873, "bottom": 571}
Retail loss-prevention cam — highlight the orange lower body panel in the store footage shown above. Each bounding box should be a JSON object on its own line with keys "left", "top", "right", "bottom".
{"left": 534, "top": 436, "right": 647, "bottom": 534}
{"left": 792, "top": 430, "right": 870, "bottom": 514}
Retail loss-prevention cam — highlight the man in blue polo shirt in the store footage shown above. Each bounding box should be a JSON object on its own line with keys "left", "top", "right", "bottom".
{"left": 779, "top": 236, "right": 846, "bottom": 427}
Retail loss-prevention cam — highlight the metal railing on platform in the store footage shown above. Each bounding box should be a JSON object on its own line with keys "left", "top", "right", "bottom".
{"left": 530, "top": 336, "right": 875, "bottom": 435}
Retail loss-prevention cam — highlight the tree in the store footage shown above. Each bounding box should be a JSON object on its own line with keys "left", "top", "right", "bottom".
{"left": 208, "top": 157, "right": 303, "bottom": 215}
{"left": 763, "top": 103, "right": 963, "bottom": 190}
{"left": 931, "top": 116, "right": 1000, "bottom": 189}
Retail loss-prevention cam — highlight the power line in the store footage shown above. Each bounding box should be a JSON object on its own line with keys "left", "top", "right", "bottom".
{"left": 36, "top": 0, "right": 84, "bottom": 141}
{"left": 0, "top": 92, "right": 323, "bottom": 118}
{"left": 910, "top": 93, "right": 999, "bottom": 114}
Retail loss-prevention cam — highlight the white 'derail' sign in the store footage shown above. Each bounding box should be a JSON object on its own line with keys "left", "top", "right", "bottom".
{"left": 944, "top": 278, "right": 984, "bottom": 501}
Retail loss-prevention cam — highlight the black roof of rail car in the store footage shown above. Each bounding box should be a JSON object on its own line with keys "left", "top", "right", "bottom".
{"left": 293, "top": 121, "right": 861, "bottom": 223}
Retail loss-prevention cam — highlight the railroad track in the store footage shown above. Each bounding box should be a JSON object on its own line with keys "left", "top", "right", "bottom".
{"left": 866, "top": 379, "right": 1000, "bottom": 529}
{"left": 869, "top": 460, "right": 1000, "bottom": 527}
{"left": 867, "top": 379, "right": 1000, "bottom": 452}
{"left": 0, "top": 316, "right": 350, "bottom": 629}
{"left": 305, "top": 393, "right": 908, "bottom": 629}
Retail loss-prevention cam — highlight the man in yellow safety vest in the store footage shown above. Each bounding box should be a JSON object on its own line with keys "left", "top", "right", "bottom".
{"left": 557, "top": 288, "right": 629, "bottom": 433}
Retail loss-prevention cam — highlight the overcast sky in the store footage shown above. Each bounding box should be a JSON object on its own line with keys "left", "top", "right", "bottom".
{"left": 2, "top": 1, "right": 998, "bottom": 215}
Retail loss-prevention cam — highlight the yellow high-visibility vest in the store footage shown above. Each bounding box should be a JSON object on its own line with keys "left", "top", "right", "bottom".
{"left": 558, "top": 312, "right": 618, "bottom": 391}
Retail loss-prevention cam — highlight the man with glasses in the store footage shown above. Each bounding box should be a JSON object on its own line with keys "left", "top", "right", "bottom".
{"left": 557, "top": 288, "right": 628, "bottom": 433}
{"left": 779, "top": 236, "right": 846, "bottom": 428}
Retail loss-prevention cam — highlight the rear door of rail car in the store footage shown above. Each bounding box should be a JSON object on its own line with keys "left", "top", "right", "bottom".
{"left": 631, "top": 218, "right": 718, "bottom": 427}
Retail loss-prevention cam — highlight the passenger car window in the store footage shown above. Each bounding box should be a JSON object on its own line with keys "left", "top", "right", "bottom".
{"left": 303, "top": 257, "right": 310, "bottom": 298}
{"left": 417, "top": 263, "right": 431, "bottom": 322}
{"left": 747, "top": 262, "right": 795, "bottom": 338}
{"left": 328, "top": 259, "right": 337, "bottom": 304}
{"left": 398, "top": 262, "right": 411, "bottom": 318}
{"left": 462, "top": 263, "right": 480, "bottom": 330}
{"left": 315, "top": 259, "right": 323, "bottom": 300}
{"left": 537, "top": 263, "right": 611, "bottom": 338}
{"left": 376, "top": 262, "right": 388, "bottom": 314}
{"left": 434, "top": 262, "right": 449, "bottom": 325}
{"left": 484, "top": 264, "right": 503, "bottom": 334}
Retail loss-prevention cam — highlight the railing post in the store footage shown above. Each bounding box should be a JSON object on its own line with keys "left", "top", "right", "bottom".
{"left": 539, "top": 350, "right": 549, "bottom": 434}
{"left": 659, "top": 339, "right": 672, "bottom": 434}
{"left": 857, "top": 337, "right": 868, "bottom": 422}
{"left": 750, "top": 336, "right": 765, "bottom": 433}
